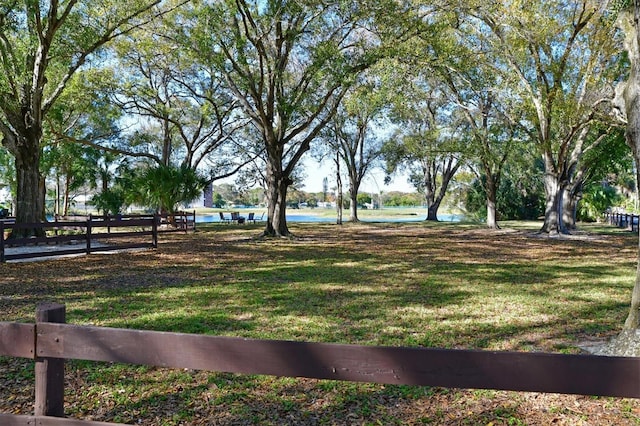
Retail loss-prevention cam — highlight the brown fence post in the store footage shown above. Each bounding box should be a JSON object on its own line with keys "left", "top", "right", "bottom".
{"left": 153, "top": 214, "right": 158, "bottom": 248}
{"left": 35, "top": 302, "right": 66, "bottom": 418}
{"left": 1, "top": 220, "right": 4, "bottom": 263}
{"left": 86, "top": 217, "right": 92, "bottom": 255}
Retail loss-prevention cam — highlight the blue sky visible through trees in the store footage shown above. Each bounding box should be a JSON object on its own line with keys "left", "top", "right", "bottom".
{"left": 301, "top": 157, "right": 413, "bottom": 194}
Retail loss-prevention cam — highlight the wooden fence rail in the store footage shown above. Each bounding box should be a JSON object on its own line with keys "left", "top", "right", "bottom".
{"left": 0, "top": 215, "right": 159, "bottom": 263}
{"left": 1, "top": 303, "right": 639, "bottom": 425}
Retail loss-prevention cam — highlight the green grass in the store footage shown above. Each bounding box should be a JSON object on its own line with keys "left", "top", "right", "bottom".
{"left": 1, "top": 221, "right": 639, "bottom": 424}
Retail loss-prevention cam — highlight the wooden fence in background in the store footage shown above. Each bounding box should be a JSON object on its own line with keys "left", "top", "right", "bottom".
{"left": 0, "top": 303, "right": 639, "bottom": 425}
{"left": 0, "top": 211, "right": 195, "bottom": 262}
{"left": 53, "top": 211, "right": 196, "bottom": 233}
{"left": 606, "top": 212, "right": 640, "bottom": 233}
{"left": 0, "top": 215, "right": 157, "bottom": 263}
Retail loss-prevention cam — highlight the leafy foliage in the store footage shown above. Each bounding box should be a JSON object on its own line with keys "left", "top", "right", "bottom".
{"left": 382, "top": 191, "right": 424, "bottom": 207}
{"left": 472, "top": 1, "right": 623, "bottom": 233}
{"left": 0, "top": 146, "right": 15, "bottom": 200}
{"left": 127, "top": 164, "right": 206, "bottom": 213}
{"left": 610, "top": 0, "right": 632, "bottom": 14}
{"left": 577, "top": 184, "right": 622, "bottom": 222}
{"left": 187, "top": 0, "right": 412, "bottom": 235}
{"left": 91, "top": 188, "right": 128, "bottom": 216}
{"left": 0, "top": 0, "right": 180, "bottom": 227}
{"left": 465, "top": 174, "right": 545, "bottom": 221}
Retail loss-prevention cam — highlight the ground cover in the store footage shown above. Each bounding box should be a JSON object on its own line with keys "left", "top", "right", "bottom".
{"left": 193, "top": 206, "right": 437, "bottom": 221}
{"left": 1, "top": 221, "right": 639, "bottom": 424}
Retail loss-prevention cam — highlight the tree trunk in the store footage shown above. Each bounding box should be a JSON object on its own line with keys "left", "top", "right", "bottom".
{"left": 424, "top": 178, "right": 437, "bottom": 221}
{"left": 625, "top": 150, "right": 640, "bottom": 329}
{"left": 12, "top": 144, "right": 45, "bottom": 238}
{"left": 486, "top": 198, "right": 499, "bottom": 229}
{"left": 424, "top": 157, "right": 460, "bottom": 222}
{"left": 348, "top": 172, "right": 361, "bottom": 222}
{"left": 55, "top": 175, "right": 62, "bottom": 216}
{"left": 562, "top": 190, "right": 577, "bottom": 231}
{"left": 349, "top": 189, "right": 359, "bottom": 222}
{"left": 562, "top": 181, "right": 583, "bottom": 231}
{"left": 540, "top": 171, "right": 567, "bottom": 234}
{"left": 485, "top": 173, "right": 500, "bottom": 229}
{"left": 335, "top": 154, "right": 343, "bottom": 225}
{"left": 624, "top": 70, "right": 640, "bottom": 328}
{"left": 616, "top": 6, "right": 640, "bottom": 329}
{"left": 426, "top": 200, "right": 441, "bottom": 221}
{"left": 263, "top": 163, "right": 291, "bottom": 237}
{"left": 63, "top": 174, "right": 71, "bottom": 216}
{"left": 626, "top": 235, "right": 640, "bottom": 329}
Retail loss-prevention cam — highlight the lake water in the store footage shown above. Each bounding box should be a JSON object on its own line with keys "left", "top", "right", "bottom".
{"left": 196, "top": 213, "right": 462, "bottom": 223}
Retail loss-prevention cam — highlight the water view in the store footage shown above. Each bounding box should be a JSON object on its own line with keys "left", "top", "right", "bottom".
{"left": 196, "top": 211, "right": 462, "bottom": 223}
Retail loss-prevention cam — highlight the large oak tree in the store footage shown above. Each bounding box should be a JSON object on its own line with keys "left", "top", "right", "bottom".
{"left": 0, "top": 0, "right": 182, "bottom": 236}
{"left": 191, "top": 0, "right": 407, "bottom": 237}
{"left": 476, "top": 1, "right": 621, "bottom": 234}
{"left": 612, "top": 0, "right": 640, "bottom": 329}
{"left": 383, "top": 70, "right": 464, "bottom": 222}
{"left": 105, "top": 19, "right": 252, "bottom": 178}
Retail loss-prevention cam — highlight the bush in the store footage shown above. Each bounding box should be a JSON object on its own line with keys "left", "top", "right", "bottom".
{"left": 465, "top": 176, "right": 544, "bottom": 221}
{"left": 577, "top": 184, "right": 622, "bottom": 222}
{"left": 91, "top": 188, "right": 128, "bottom": 215}
{"left": 128, "top": 164, "right": 206, "bottom": 213}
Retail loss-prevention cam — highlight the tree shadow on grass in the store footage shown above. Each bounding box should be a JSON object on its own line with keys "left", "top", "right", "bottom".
{"left": 1, "top": 224, "right": 634, "bottom": 347}
{"left": 2, "top": 224, "right": 639, "bottom": 424}
{"left": 81, "top": 369, "right": 632, "bottom": 426}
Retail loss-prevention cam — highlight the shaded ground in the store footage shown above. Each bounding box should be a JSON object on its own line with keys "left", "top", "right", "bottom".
{"left": 1, "top": 221, "right": 640, "bottom": 425}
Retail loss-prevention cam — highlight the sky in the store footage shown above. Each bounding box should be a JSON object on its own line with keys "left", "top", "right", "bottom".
{"left": 300, "top": 157, "right": 414, "bottom": 195}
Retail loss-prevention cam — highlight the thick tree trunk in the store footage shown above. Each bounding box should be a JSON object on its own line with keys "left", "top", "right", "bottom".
{"left": 624, "top": 75, "right": 640, "bottom": 328}
{"left": 263, "top": 163, "right": 291, "bottom": 237}
{"left": 422, "top": 158, "right": 460, "bottom": 222}
{"left": 540, "top": 172, "right": 567, "bottom": 234}
{"left": 562, "top": 191, "right": 577, "bottom": 231}
{"left": 424, "top": 180, "right": 437, "bottom": 221}
{"left": 625, "top": 155, "right": 640, "bottom": 329}
{"left": 349, "top": 189, "right": 359, "bottom": 222}
{"left": 12, "top": 144, "right": 45, "bottom": 238}
{"left": 626, "top": 233, "right": 640, "bottom": 329}
{"left": 348, "top": 175, "right": 361, "bottom": 222}
{"left": 562, "top": 181, "right": 582, "bottom": 231}
{"left": 426, "top": 200, "right": 441, "bottom": 221}
{"left": 617, "top": 6, "right": 640, "bottom": 329}
{"left": 486, "top": 198, "right": 498, "bottom": 229}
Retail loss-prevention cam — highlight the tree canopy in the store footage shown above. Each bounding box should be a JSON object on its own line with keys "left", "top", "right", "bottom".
{"left": 0, "top": 0, "right": 183, "bottom": 235}
{"left": 0, "top": 0, "right": 632, "bottom": 239}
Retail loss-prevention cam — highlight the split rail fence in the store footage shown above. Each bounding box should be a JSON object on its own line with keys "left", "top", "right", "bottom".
{"left": 0, "top": 212, "right": 195, "bottom": 262}
{"left": 1, "top": 303, "right": 639, "bottom": 425}
{"left": 0, "top": 215, "right": 157, "bottom": 263}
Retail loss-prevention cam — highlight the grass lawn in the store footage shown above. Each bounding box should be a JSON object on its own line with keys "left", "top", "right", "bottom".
{"left": 1, "top": 220, "right": 640, "bottom": 424}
